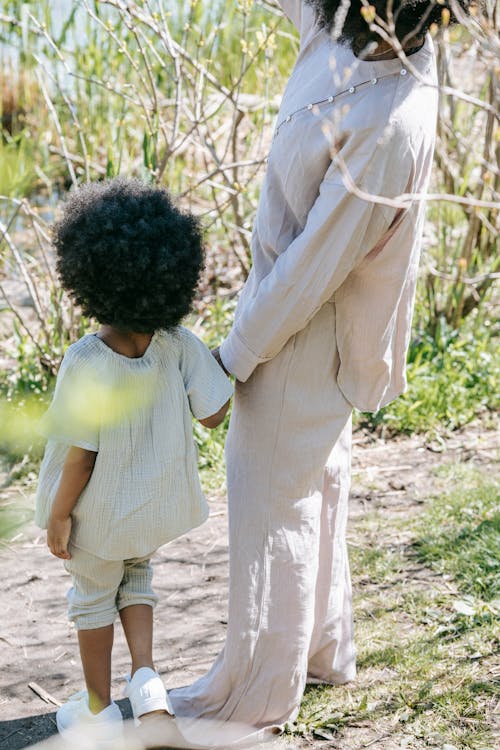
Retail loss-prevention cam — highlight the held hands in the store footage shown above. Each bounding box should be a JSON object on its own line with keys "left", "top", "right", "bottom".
{"left": 211, "top": 347, "right": 230, "bottom": 377}
{"left": 47, "top": 514, "right": 72, "bottom": 559}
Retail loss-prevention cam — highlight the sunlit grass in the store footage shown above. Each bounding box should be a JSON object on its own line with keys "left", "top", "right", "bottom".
{"left": 291, "top": 470, "right": 498, "bottom": 749}
{"left": 413, "top": 477, "right": 499, "bottom": 602}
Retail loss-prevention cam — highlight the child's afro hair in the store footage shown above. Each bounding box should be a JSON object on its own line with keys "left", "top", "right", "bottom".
{"left": 54, "top": 178, "right": 204, "bottom": 332}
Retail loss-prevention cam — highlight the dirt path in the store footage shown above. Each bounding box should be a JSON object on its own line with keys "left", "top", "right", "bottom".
{"left": 0, "top": 424, "right": 497, "bottom": 749}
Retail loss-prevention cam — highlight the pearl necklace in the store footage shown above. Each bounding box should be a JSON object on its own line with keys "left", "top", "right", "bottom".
{"left": 274, "top": 67, "right": 409, "bottom": 139}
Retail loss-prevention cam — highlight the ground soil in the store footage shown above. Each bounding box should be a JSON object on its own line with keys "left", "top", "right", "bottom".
{"left": 0, "top": 423, "right": 497, "bottom": 750}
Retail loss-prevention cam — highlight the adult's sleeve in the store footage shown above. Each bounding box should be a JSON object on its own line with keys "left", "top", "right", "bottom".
{"left": 178, "top": 328, "right": 233, "bottom": 420}
{"left": 39, "top": 348, "right": 100, "bottom": 451}
{"left": 277, "top": 0, "right": 302, "bottom": 29}
{"left": 277, "top": 1, "right": 318, "bottom": 42}
{"left": 219, "top": 127, "right": 413, "bottom": 383}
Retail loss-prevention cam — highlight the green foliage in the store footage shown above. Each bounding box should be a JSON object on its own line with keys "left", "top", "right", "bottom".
{"left": 192, "top": 296, "right": 237, "bottom": 349}
{"left": 0, "top": 0, "right": 297, "bottom": 188}
{"left": 0, "top": 132, "right": 40, "bottom": 196}
{"left": 360, "top": 319, "right": 499, "bottom": 434}
{"left": 193, "top": 412, "right": 229, "bottom": 495}
{"left": 0, "top": 362, "right": 50, "bottom": 465}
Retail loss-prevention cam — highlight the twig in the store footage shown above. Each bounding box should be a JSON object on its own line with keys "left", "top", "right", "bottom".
{"left": 330, "top": 144, "right": 500, "bottom": 210}
{"left": 28, "top": 682, "right": 62, "bottom": 707}
{"left": 361, "top": 732, "right": 393, "bottom": 748}
{"left": 34, "top": 67, "right": 77, "bottom": 188}
{"left": 48, "top": 146, "right": 107, "bottom": 176}
{"left": 101, "top": 0, "right": 234, "bottom": 102}
{"left": 0, "top": 218, "right": 47, "bottom": 329}
{"left": 427, "top": 267, "right": 500, "bottom": 285}
{"left": 0, "top": 282, "right": 48, "bottom": 361}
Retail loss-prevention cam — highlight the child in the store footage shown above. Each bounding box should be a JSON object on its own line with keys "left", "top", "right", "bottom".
{"left": 35, "top": 178, "right": 232, "bottom": 743}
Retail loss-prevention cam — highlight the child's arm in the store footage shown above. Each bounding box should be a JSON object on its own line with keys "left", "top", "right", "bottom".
{"left": 47, "top": 446, "right": 97, "bottom": 560}
{"left": 198, "top": 398, "right": 230, "bottom": 429}
{"left": 178, "top": 327, "right": 233, "bottom": 430}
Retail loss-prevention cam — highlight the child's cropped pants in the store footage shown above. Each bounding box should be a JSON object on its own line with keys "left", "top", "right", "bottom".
{"left": 170, "top": 299, "right": 356, "bottom": 729}
{"left": 64, "top": 546, "right": 158, "bottom": 630}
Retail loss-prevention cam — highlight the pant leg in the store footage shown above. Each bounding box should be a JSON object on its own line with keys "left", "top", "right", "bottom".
{"left": 64, "top": 546, "right": 125, "bottom": 630}
{"left": 307, "top": 419, "right": 356, "bottom": 683}
{"left": 65, "top": 549, "right": 158, "bottom": 630}
{"left": 116, "top": 556, "right": 158, "bottom": 612}
{"left": 169, "top": 300, "right": 354, "bottom": 728}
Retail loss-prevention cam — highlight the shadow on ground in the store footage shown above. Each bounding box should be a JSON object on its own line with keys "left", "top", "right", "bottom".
{"left": 0, "top": 699, "right": 133, "bottom": 748}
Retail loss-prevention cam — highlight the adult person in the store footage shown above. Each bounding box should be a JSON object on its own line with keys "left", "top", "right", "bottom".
{"left": 169, "top": 0, "right": 469, "bottom": 735}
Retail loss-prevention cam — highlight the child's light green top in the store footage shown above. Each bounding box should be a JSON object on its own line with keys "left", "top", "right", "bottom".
{"left": 35, "top": 327, "right": 233, "bottom": 560}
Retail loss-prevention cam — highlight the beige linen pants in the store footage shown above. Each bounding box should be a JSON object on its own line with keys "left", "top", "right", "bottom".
{"left": 64, "top": 546, "right": 157, "bottom": 630}
{"left": 170, "top": 300, "right": 356, "bottom": 728}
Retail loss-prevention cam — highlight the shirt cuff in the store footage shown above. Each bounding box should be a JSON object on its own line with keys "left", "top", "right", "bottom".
{"left": 219, "top": 328, "right": 268, "bottom": 383}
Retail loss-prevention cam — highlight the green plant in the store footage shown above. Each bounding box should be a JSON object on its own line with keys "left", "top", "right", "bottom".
{"left": 0, "top": 0, "right": 298, "bottom": 275}
{"left": 360, "top": 317, "right": 499, "bottom": 434}
{"left": 0, "top": 134, "right": 40, "bottom": 196}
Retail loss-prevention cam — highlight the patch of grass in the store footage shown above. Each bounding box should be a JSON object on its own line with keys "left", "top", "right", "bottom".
{"left": 349, "top": 541, "right": 406, "bottom": 585}
{"left": 413, "top": 476, "right": 499, "bottom": 601}
{"left": 292, "top": 469, "right": 498, "bottom": 749}
{"left": 0, "top": 328, "right": 58, "bottom": 467}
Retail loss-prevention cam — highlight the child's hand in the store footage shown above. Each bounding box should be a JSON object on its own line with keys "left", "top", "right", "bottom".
{"left": 47, "top": 515, "right": 72, "bottom": 559}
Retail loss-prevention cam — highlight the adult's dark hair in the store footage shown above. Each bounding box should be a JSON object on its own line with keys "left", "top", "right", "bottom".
{"left": 54, "top": 177, "right": 204, "bottom": 332}
{"left": 306, "top": 1, "right": 471, "bottom": 47}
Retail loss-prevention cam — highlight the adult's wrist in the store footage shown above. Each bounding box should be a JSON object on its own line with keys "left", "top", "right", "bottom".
{"left": 219, "top": 331, "right": 265, "bottom": 383}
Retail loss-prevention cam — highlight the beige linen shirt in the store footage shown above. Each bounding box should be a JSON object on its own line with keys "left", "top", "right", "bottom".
{"left": 219, "top": 0, "right": 438, "bottom": 411}
{"left": 35, "top": 327, "right": 233, "bottom": 560}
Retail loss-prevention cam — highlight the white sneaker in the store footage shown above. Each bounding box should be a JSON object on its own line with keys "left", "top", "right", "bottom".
{"left": 56, "top": 690, "right": 123, "bottom": 748}
{"left": 124, "top": 667, "right": 173, "bottom": 724}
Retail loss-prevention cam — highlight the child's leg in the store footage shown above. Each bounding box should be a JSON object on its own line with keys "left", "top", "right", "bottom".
{"left": 119, "top": 604, "right": 154, "bottom": 675}
{"left": 78, "top": 625, "right": 114, "bottom": 713}
{"left": 118, "top": 557, "right": 170, "bottom": 720}
{"left": 117, "top": 556, "right": 158, "bottom": 672}
{"left": 64, "top": 547, "right": 125, "bottom": 713}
